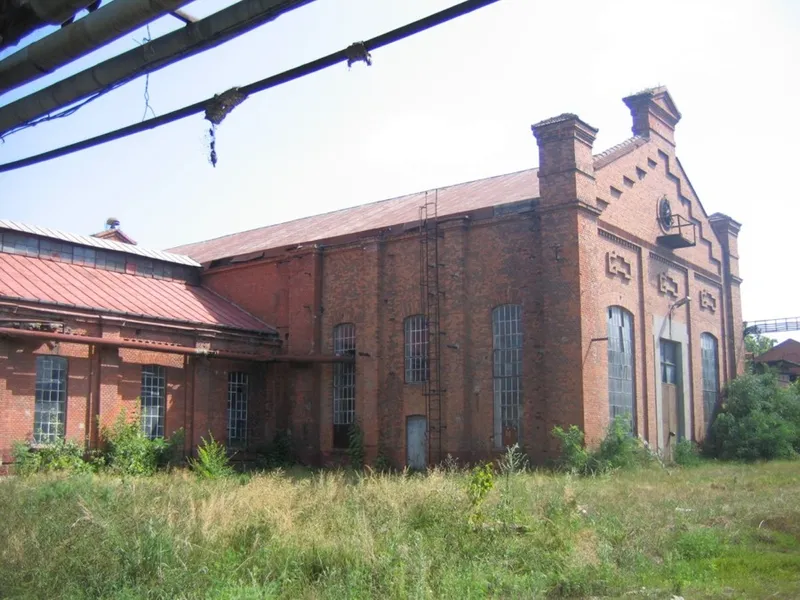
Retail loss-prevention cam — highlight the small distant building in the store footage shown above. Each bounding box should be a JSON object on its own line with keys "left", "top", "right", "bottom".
{"left": 753, "top": 339, "right": 800, "bottom": 385}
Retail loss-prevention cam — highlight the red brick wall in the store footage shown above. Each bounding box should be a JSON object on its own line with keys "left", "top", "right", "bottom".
{"left": 0, "top": 311, "right": 274, "bottom": 464}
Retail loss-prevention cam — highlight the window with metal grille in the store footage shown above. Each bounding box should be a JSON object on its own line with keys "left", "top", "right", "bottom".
{"left": 333, "top": 324, "right": 356, "bottom": 448}
{"left": 34, "top": 356, "right": 67, "bottom": 444}
{"left": 40, "top": 239, "right": 73, "bottom": 262}
{"left": 96, "top": 250, "right": 126, "bottom": 273}
{"left": 701, "top": 333, "right": 719, "bottom": 432}
{"left": 607, "top": 306, "right": 635, "bottom": 431}
{"left": 228, "top": 372, "right": 249, "bottom": 446}
{"left": 140, "top": 365, "right": 166, "bottom": 439}
{"left": 404, "top": 315, "right": 428, "bottom": 383}
{"left": 2, "top": 232, "right": 39, "bottom": 256}
{"left": 493, "top": 304, "right": 522, "bottom": 448}
{"left": 73, "top": 246, "right": 96, "bottom": 266}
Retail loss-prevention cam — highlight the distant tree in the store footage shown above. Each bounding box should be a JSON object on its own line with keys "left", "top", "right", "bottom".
{"left": 745, "top": 332, "right": 776, "bottom": 357}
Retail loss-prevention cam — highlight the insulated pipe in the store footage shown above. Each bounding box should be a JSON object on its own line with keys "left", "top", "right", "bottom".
{"left": 28, "top": 0, "right": 97, "bottom": 25}
{"left": 0, "top": 0, "right": 192, "bottom": 94}
{"left": 0, "top": 326, "right": 353, "bottom": 363}
{"left": 0, "top": 0, "right": 315, "bottom": 136}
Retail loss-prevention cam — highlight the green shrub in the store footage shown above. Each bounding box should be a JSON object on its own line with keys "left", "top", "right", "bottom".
{"left": 102, "top": 409, "right": 182, "bottom": 476}
{"left": 674, "top": 439, "right": 702, "bottom": 466}
{"left": 705, "top": 372, "right": 800, "bottom": 461}
{"left": 553, "top": 416, "right": 653, "bottom": 475}
{"left": 189, "top": 434, "right": 234, "bottom": 479}
{"left": 552, "top": 424, "right": 591, "bottom": 474}
{"left": 255, "top": 429, "right": 295, "bottom": 469}
{"left": 466, "top": 462, "right": 494, "bottom": 525}
{"left": 12, "top": 437, "right": 92, "bottom": 476}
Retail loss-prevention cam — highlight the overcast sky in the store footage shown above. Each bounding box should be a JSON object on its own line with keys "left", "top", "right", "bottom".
{"left": 0, "top": 0, "right": 798, "bottom": 332}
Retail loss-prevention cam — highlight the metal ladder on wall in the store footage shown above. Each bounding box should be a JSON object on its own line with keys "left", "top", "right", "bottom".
{"left": 419, "top": 190, "right": 444, "bottom": 465}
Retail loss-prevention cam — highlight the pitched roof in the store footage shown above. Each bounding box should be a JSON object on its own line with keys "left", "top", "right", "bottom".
{"left": 1, "top": 219, "right": 198, "bottom": 267}
{"left": 170, "top": 169, "right": 542, "bottom": 264}
{"left": 755, "top": 339, "right": 800, "bottom": 366}
{"left": 168, "top": 134, "right": 649, "bottom": 265}
{"left": 92, "top": 228, "right": 137, "bottom": 245}
{"left": 0, "top": 252, "right": 274, "bottom": 334}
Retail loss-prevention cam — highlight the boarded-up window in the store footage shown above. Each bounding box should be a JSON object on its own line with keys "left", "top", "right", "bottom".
{"left": 141, "top": 365, "right": 166, "bottom": 439}
{"left": 701, "top": 333, "right": 719, "bottom": 432}
{"left": 404, "top": 315, "right": 428, "bottom": 383}
{"left": 333, "top": 324, "right": 356, "bottom": 448}
{"left": 228, "top": 372, "right": 248, "bottom": 446}
{"left": 607, "top": 306, "right": 635, "bottom": 431}
{"left": 34, "top": 356, "right": 67, "bottom": 444}
{"left": 493, "top": 304, "right": 522, "bottom": 448}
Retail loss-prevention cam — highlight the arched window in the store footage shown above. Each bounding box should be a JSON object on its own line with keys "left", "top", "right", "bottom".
{"left": 493, "top": 304, "right": 522, "bottom": 448}
{"left": 607, "top": 306, "right": 635, "bottom": 432}
{"left": 34, "top": 356, "right": 68, "bottom": 444}
{"left": 333, "top": 323, "right": 356, "bottom": 448}
{"left": 701, "top": 333, "right": 719, "bottom": 432}
{"left": 404, "top": 315, "right": 428, "bottom": 383}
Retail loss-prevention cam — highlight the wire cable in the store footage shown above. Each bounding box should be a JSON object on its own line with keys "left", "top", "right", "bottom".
{"left": 0, "top": 0, "right": 501, "bottom": 174}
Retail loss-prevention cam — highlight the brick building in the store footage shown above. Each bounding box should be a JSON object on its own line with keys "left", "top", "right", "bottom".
{"left": 0, "top": 87, "right": 743, "bottom": 468}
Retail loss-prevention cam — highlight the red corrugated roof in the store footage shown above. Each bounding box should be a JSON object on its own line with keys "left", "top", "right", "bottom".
{"left": 0, "top": 253, "right": 274, "bottom": 334}
{"left": 169, "top": 168, "right": 542, "bottom": 264}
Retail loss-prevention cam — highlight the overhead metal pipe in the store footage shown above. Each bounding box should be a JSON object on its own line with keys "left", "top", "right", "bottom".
{"left": 0, "top": 0, "right": 315, "bottom": 137}
{"left": 0, "top": 0, "right": 192, "bottom": 95}
{"left": 0, "top": 0, "right": 503, "bottom": 171}
{"left": 0, "top": 326, "right": 353, "bottom": 363}
{"left": 27, "top": 0, "right": 97, "bottom": 25}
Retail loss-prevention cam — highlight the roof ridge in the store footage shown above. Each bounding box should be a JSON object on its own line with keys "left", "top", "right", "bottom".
{"left": 168, "top": 166, "right": 539, "bottom": 253}
{"left": 0, "top": 219, "right": 199, "bottom": 267}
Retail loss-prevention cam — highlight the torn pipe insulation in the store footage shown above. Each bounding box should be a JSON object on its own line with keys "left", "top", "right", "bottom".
{"left": 204, "top": 87, "right": 247, "bottom": 167}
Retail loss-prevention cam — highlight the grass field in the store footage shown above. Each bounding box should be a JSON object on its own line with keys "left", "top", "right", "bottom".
{"left": 0, "top": 461, "right": 798, "bottom": 599}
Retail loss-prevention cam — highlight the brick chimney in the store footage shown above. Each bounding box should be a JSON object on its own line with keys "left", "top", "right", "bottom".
{"left": 710, "top": 212, "right": 744, "bottom": 378}
{"left": 622, "top": 86, "right": 681, "bottom": 146}
{"left": 530, "top": 113, "right": 605, "bottom": 450}
{"left": 531, "top": 113, "right": 598, "bottom": 206}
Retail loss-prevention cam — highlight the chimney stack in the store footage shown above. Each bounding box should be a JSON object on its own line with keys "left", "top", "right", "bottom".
{"left": 622, "top": 86, "right": 681, "bottom": 146}
{"left": 531, "top": 113, "right": 598, "bottom": 207}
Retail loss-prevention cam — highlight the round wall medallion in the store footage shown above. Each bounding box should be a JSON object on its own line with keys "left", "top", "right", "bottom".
{"left": 658, "top": 197, "right": 673, "bottom": 231}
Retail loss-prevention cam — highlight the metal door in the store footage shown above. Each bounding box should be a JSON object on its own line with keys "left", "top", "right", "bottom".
{"left": 660, "top": 340, "right": 681, "bottom": 460}
{"left": 406, "top": 415, "right": 428, "bottom": 470}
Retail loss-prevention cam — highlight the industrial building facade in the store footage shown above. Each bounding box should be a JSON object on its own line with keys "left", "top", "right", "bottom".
{"left": 0, "top": 88, "right": 743, "bottom": 468}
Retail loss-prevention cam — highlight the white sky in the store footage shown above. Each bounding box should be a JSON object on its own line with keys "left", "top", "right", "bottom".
{"left": 0, "top": 0, "right": 798, "bottom": 333}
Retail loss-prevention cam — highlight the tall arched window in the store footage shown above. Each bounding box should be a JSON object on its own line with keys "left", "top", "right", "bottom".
{"left": 493, "top": 304, "right": 522, "bottom": 448}
{"left": 607, "top": 306, "right": 635, "bottom": 432}
{"left": 333, "top": 323, "right": 356, "bottom": 448}
{"left": 701, "top": 333, "right": 719, "bottom": 432}
{"left": 404, "top": 315, "right": 428, "bottom": 383}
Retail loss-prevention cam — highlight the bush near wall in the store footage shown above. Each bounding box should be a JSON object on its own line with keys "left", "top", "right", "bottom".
{"left": 705, "top": 372, "right": 800, "bottom": 461}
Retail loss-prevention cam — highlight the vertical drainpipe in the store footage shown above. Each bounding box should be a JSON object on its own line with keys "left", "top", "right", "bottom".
{"left": 85, "top": 344, "right": 94, "bottom": 449}
{"left": 312, "top": 246, "right": 325, "bottom": 465}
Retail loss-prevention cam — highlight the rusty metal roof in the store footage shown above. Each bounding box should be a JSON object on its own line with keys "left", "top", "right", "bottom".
{"left": 0, "top": 219, "right": 199, "bottom": 266}
{"left": 0, "top": 252, "right": 274, "bottom": 334}
{"left": 170, "top": 168, "right": 542, "bottom": 263}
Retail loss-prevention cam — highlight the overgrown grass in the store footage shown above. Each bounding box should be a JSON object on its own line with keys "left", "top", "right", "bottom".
{"left": 1, "top": 462, "right": 798, "bottom": 599}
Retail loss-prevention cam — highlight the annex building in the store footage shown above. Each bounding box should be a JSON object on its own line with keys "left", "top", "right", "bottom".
{"left": 0, "top": 87, "right": 743, "bottom": 468}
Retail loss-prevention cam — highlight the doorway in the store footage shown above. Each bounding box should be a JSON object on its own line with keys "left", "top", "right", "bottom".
{"left": 406, "top": 415, "right": 428, "bottom": 470}
{"left": 660, "top": 339, "right": 683, "bottom": 460}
